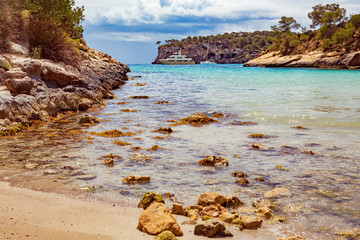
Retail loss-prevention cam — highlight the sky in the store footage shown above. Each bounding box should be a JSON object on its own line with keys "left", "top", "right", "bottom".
{"left": 76, "top": 0, "right": 360, "bottom": 64}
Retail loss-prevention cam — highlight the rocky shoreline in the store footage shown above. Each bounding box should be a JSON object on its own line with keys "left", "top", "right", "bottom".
{"left": 243, "top": 51, "right": 360, "bottom": 69}
{"left": 0, "top": 46, "right": 130, "bottom": 135}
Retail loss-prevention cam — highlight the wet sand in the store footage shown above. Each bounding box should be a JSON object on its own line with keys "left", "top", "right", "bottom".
{"left": 0, "top": 181, "right": 275, "bottom": 240}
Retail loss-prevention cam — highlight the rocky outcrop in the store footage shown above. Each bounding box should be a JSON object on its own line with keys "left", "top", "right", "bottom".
{"left": 244, "top": 51, "right": 360, "bottom": 69}
{"left": 153, "top": 42, "right": 259, "bottom": 64}
{"left": 0, "top": 45, "right": 129, "bottom": 133}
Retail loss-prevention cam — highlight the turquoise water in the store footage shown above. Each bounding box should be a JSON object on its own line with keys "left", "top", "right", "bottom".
{"left": 2, "top": 64, "right": 360, "bottom": 239}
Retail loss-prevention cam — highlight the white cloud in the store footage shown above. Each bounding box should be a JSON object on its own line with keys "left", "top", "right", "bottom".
{"left": 87, "top": 31, "right": 187, "bottom": 42}
{"left": 77, "top": 0, "right": 360, "bottom": 27}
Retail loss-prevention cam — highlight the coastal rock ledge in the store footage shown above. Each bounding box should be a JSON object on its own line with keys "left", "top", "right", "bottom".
{"left": 243, "top": 51, "right": 360, "bottom": 69}
{"left": 0, "top": 47, "right": 130, "bottom": 132}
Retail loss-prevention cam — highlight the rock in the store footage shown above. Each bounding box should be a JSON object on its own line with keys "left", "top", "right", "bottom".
{"left": 77, "top": 174, "right": 96, "bottom": 180}
{"left": 194, "top": 220, "right": 233, "bottom": 238}
{"left": 137, "top": 202, "right": 183, "bottom": 236}
{"left": 187, "top": 209, "right": 200, "bottom": 221}
{"left": 276, "top": 236, "right": 306, "bottom": 240}
{"left": 41, "top": 61, "right": 77, "bottom": 86}
{"left": 334, "top": 230, "right": 359, "bottom": 238}
{"left": 129, "top": 95, "right": 150, "bottom": 99}
{"left": 254, "top": 177, "right": 265, "bottom": 182}
{"left": 10, "top": 42, "right": 29, "bottom": 55}
{"left": 155, "top": 230, "right": 179, "bottom": 240}
{"left": 225, "top": 196, "right": 244, "bottom": 208}
{"left": 202, "top": 204, "right": 226, "bottom": 218}
{"left": 252, "top": 143, "right": 270, "bottom": 150}
{"left": 154, "top": 100, "right": 171, "bottom": 104}
{"left": 138, "top": 192, "right": 165, "bottom": 210}
{"left": 172, "top": 203, "right": 185, "bottom": 216}
{"left": 198, "top": 156, "right": 228, "bottom": 167}
{"left": 24, "top": 163, "right": 38, "bottom": 169}
{"left": 255, "top": 207, "right": 273, "bottom": 219}
{"left": 79, "top": 113, "right": 99, "bottom": 125}
{"left": 131, "top": 153, "right": 152, "bottom": 162}
{"left": 6, "top": 77, "right": 34, "bottom": 94}
{"left": 236, "top": 178, "right": 250, "bottom": 186}
{"left": 267, "top": 216, "right": 287, "bottom": 224}
{"left": 248, "top": 133, "right": 265, "bottom": 138}
{"left": 231, "top": 171, "right": 248, "bottom": 178}
{"left": 5, "top": 69, "right": 27, "bottom": 79}
{"left": 219, "top": 212, "right": 238, "bottom": 223}
{"left": 275, "top": 165, "right": 290, "bottom": 171}
{"left": 178, "top": 114, "right": 217, "bottom": 126}
{"left": 240, "top": 215, "right": 263, "bottom": 230}
{"left": 317, "top": 189, "right": 337, "bottom": 198}
{"left": 198, "top": 192, "right": 227, "bottom": 207}
{"left": 155, "top": 127, "right": 173, "bottom": 134}
{"left": 121, "top": 175, "right": 150, "bottom": 184}
{"left": 264, "top": 188, "right": 291, "bottom": 199}
{"left": 0, "top": 56, "right": 11, "bottom": 71}
{"left": 252, "top": 199, "right": 277, "bottom": 210}
{"left": 291, "top": 126, "right": 309, "bottom": 130}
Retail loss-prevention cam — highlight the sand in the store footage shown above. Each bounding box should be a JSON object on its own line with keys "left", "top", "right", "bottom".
{"left": 0, "top": 181, "right": 275, "bottom": 240}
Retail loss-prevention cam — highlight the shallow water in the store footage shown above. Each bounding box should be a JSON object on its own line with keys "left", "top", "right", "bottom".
{"left": 1, "top": 64, "right": 360, "bottom": 239}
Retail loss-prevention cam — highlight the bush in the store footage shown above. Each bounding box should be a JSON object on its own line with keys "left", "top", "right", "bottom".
{"left": 27, "top": 17, "right": 80, "bottom": 64}
{"left": 349, "top": 14, "right": 360, "bottom": 29}
{"left": 330, "top": 23, "right": 355, "bottom": 45}
{"left": 0, "top": 2, "right": 12, "bottom": 51}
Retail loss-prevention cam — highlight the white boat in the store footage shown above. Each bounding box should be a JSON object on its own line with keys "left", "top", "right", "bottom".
{"left": 159, "top": 50, "right": 195, "bottom": 65}
{"left": 200, "top": 41, "right": 217, "bottom": 64}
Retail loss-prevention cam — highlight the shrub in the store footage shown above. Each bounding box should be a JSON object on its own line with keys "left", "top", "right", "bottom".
{"left": 27, "top": 17, "right": 80, "bottom": 64}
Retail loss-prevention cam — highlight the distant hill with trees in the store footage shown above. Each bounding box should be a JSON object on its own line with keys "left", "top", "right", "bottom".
{"left": 154, "top": 3, "right": 360, "bottom": 65}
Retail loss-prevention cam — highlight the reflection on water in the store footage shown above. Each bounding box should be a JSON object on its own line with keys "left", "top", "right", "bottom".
{"left": 1, "top": 64, "right": 360, "bottom": 239}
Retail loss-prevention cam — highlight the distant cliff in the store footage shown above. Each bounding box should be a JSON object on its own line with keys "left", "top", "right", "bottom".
{"left": 152, "top": 31, "right": 276, "bottom": 64}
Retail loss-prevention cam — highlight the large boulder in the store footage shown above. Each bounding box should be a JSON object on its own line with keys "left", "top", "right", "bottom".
{"left": 194, "top": 220, "right": 233, "bottom": 237}
{"left": 41, "top": 61, "right": 78, "bottom": 86}
{"left": 198, "top": 192, "right": 227, "bottom": 207}
{"left": 137, "top": 202, "right": 183, "bottom": 236}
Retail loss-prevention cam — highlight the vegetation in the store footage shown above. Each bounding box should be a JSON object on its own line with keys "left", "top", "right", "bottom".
{"left": 159, "top": 3, "right": 359, "bottom": 58}
{"left": 0, "top": 0, "right": 85, "bottom": 64}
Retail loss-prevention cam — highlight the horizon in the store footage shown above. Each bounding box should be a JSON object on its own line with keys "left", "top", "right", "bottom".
{"left": 77, "top": 0, "right": 360, "bottom": 64}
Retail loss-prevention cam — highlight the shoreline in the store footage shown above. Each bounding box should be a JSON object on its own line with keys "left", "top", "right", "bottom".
{"left": 0, "top": 181, "right": 275, "bottom": 240}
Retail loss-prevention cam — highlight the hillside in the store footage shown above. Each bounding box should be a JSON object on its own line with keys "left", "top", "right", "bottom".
{"left": 153, "top": 31, "right": 276, "bottom": 64}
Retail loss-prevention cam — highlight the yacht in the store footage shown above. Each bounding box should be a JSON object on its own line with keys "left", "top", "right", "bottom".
{"left": 200, "top": 41, "right": 217, "bottom": 64}
{"left": 159, "top": 50, "right": 195, "bottom": 65}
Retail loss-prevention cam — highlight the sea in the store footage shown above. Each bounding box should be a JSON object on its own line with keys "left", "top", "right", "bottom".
{"left": 1, "top": 64, "right": 359, "bottom": 239}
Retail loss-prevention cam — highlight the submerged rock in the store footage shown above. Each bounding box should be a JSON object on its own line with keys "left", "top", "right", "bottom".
{"left": 131, "top": 153, "right": 152, "bottom": 162}
{"left": 129, "top": 95, "right": 150, "bottom": 99}
{"left": 178, "top": 114, "right": 217, "bottom": 126}
{"left": 225, "top": 196, "right": 244, "bottom": 209}
{"left": 121, "top": 175, "right": 150, "bottom": 184}
{"left": 264, "top": 188, "right": 291, "bottom": 199}
{"left": 252, "top": 143, "right": 270, "bottom": 150}
{"left": 138, "top": 192, "right": 165, "bottom": 210}
{"left": 137, "top": 202, "right": 183, "bottom": 236}
{"left": 194, "top": 221, "right": 233, "bottom": 238}
{"left": 235, "top": 178, "right": 250, "bottom": 186}
{"left": 231, "top": 171, "right": 248, "bottom": 178}
{"left": 153, "top": 127, "right": 173, "bottom": 134}
{"left": 199, "top": 156, "right": 228, "bottom": 167}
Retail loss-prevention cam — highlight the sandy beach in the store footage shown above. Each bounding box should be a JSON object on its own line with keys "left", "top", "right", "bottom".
{"left": 0, "top": 181, "right": 276, "bottom": 240}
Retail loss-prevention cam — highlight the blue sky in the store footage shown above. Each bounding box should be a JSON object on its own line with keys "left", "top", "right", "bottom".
{"left": 76, "top": 0, "right": 360, "bottom": 64}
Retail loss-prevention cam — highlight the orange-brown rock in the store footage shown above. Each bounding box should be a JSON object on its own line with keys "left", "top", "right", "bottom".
{"left": 137, "top": 202, "right": 183, "bottom": 236}
{"left": 202, "top": 204, "right": 226, "bottom": 218}
{"left": 240, "top": 215, "right": 263, "bottom": 230}
{"left": 198, "top": 192, "right": 227, "bottom": 207}
{"left": 199, "top": 156, "right": 228, "bottom": 167}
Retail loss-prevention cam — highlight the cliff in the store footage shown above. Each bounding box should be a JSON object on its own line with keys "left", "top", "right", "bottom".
{"left": 0, "top": 43, "right": 130, "bottom": 134}
{"left": 243, "top": 50, "right": 360, "bottom": 69}
{"left": 152, "top": 31, "right": 275, "bottom": 64}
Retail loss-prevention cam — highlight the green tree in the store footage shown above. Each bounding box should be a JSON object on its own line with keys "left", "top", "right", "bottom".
{"left": 349, "top": 14, "right": 360, "bottom": 29}
{"left": 308, "top": 4, "right": 346, "bottom": 29}
{"left": 271, "top": 16, "right": 301, "bottom": 32}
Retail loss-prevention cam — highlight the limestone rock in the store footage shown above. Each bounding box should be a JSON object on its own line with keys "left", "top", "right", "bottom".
{"left": 202, "top": 204, "right": 226, "bottom": 218}
{"left": 235, "top": 177, "right": 250, "bottom": 186}
{"left": 155, "top": 230, "right": 179, "bottom": 240}
{"left": 219, "top": 212, "right": 238, "bottom": 223}
{"left": 187, "top": 209, "right": 200, "bottom": 221}
{"left": 131, "top": 153, "right": 152, "bottom": 162}
{"left": 0, "top": 56, "right": 11, "bottom": 71}
{"left": 199, "top": 156, "right": 228, "bottom": 167}
{"left": 121, "top": 175, "right": 150, "bottom": 184}
{"left": 225, "top": 196, "right": 244, "bottom": 209}
{"left": 79, "top": 113, "right": 99, "bottom": 125}
{"left": 172, "top": 203, "right": 185, "bottom": 216}
{"left": 6, "top": 77, "right": 34, "bottom": 94}
{"left": 255, "top": 206, "right": 273, "bottom": 219}
{"left": 198, "top": 192, "right": 227, "bottom": 207}
{"left": 194, "top": 220, "right": 233, "bottom": 238}
{"left": 231, "top": 171, "right": 248, "bottom": 178}
{"left": 252, "top": 198, "right": 277, "bottom": 210}
{"left": 179, "top": 114, "right": 216, "bottom": 126}
{"left": 138, "top": 192, "right": 165, "bottom": 210}
{"left": 264, "top": 188, "right": 291, "bottom": 199}
{"left": 240, "top": 215, "right": 263, "bottom": 230}
{"left": 137, "top": 202, "right": 183, "bottom": 236}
